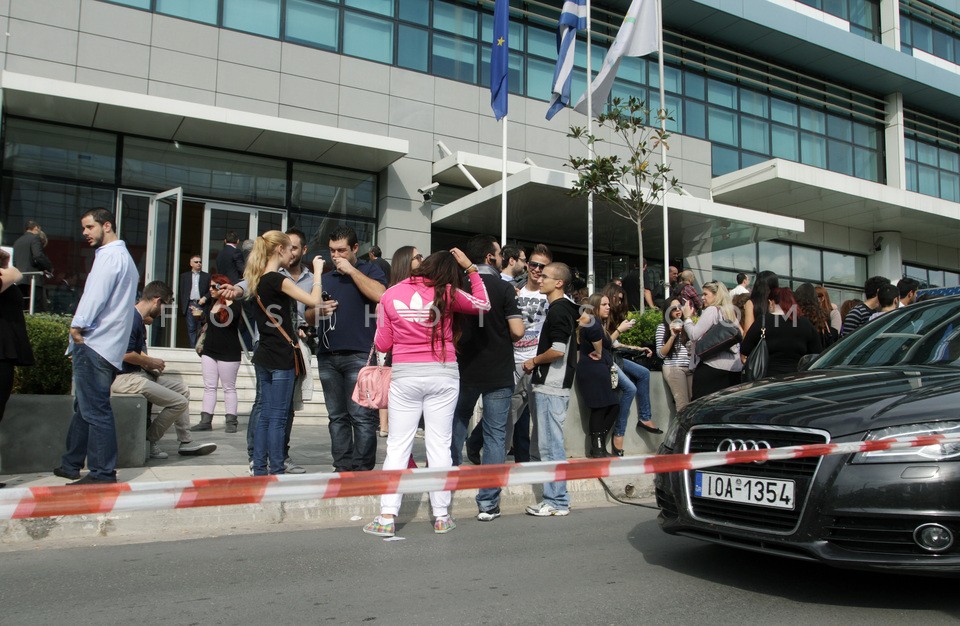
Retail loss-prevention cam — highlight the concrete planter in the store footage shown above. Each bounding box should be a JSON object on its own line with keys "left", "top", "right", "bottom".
{"left": 0, "top": 394, "right": 148, "bottom": 474}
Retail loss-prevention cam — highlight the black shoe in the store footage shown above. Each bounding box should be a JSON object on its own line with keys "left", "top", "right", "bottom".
{"left": 189, "top": 422, "right": 213, "bottom": 432}
{"left": 589, "top": 434, "right": 610, "bottom": 458}
{"left": 611, "top": 445, "right": 625, "bottom": 457}
{"left": 178, "top": 442, "right": 217, "bottom": 456}
{"left": 636, "top": 421, "right": 663, "bottom": 435}
{"left": 53, "top": 466, "right": 81, "bottom": 480}
{"left": 477, "top": 506, "right": 501, "bottom": 522}
{"left": 68, "top": 474, "right": 117, "bottom": 485}
{"left": 466, "top": 445, "right": 482, "bottom": 466}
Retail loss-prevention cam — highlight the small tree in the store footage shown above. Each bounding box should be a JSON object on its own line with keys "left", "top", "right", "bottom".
{"left": 566, "top": 96, "right": 681, "bottom": 312}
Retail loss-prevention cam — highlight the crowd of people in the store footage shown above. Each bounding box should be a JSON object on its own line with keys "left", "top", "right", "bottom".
{"left": 0, "top": 212, "right": 933, "bottom": 529}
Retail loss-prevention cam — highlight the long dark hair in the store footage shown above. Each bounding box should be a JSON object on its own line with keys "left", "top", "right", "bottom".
{"left": 795, "top": 283, "right": 830, "bottom": 334}
{"left": 749, "top": 270, "right": 779, "bottom": 321}
{"left": 601, "top": 282, "right": 628, "bottom": 334}
{"left": 390, "top": 245, "right": 418, "bottom": 286}
{"left": 411, "top": 250, "right": 462, "bottom": 360}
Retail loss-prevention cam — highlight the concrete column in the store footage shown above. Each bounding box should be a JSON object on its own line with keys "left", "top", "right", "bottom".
{"left": 880, "top": 0, "right": 901, "bottom": 50}
{"left": 884, "top": 93, "right": 906, "bottom": 190}
{"left": 376, "top": 159, "right": 433, "bottom": 261}
{"left": 869, "top": 230, "right": 903, "bottom": 282}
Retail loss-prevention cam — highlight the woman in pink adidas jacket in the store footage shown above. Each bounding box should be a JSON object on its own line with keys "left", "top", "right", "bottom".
{"left": 362, "top": 248, "right": 490, "bottom": 538}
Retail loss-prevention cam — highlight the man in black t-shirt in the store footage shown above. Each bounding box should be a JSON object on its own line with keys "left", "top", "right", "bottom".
{"left": 451, "top": 236, "right": 524, "bottom": 522}
{"left": 841, "top": 275, "right": 890, "bottom": 337}
{"left": 110, "top": 281, "right": 216, "bottom": 460}
{"left": 307, "top": 226, "right": 387, "bottom": 472}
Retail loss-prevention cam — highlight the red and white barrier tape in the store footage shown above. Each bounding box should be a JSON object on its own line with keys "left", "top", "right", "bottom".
{"left": 2, "top": 433, "right": 957, "bottom": 520}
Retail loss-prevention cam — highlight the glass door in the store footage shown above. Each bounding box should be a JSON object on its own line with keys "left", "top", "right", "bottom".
{"left": 203, "top": 203, "right": 287, "bottom": 272}
{"left": 145, "top": 187, "right": 183, "bottom": 347}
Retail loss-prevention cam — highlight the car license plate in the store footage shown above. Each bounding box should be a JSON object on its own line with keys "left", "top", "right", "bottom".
{"left": 694, "top": 471, "right": 796, "bottom": 510}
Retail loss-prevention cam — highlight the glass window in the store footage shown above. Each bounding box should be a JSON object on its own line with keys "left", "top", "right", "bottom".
{"left": 740, "top": 91, "right": 769, "bottom": 117}
{"left": 904, "top": 137, "right": 917, "bottom": 160}
{"left": 122, "top": 137, "right": 287, "bottom": 207}
{"left": 940, "top": 171, "right": 960, "bottom": 202}
{"left": 827, "top": 115, "right": 852, "bottom": 142}
{"left": 928, "top": 270, "right": 945, "bottom": 288}
{"left": 574, "top": 42, "right": 606, "bottom": 70}
{"left": 432, "top": 33, "right": 477, "bottom": 83}
{"left": 906, "top": 161, "right": 918, "bottom": 191}
{"left": 106, "top": 0, "right": 150, "bottom": 8}
{"left": 799, "top": 107, "right": 825, "bottom": 133}
{"left": 711, "top": 145, "right": 740, "bottom": 176}
{"left": 398, "top": 0, "right": 428, "bottom": 23}
{"left": 854, "top": 147, "right": 878, "bottom": 181}
{"left": 759, "top": 241, "right": 790, "bottom": 277}
{"left": 434, "top": 1, "right": 477, "bottom": 37}
{"left": 771, "top": 125, "right": 799, "bottom": 160}
{"left": 939, "top": 146, "right": 959, "bottom": 171}
{"left": 791, "top": 246, "right": 821, "bottom": 281}
{"left": 684, "top": 100, "right": 706, "bottom": 138}
{"left": 823, "top": 250, "right": 865, "bottom": 286}
{"left": 527, "top": 26, "right": 555, "bottom": 58}
{"left": 933, "top": 28, "right": 954, "bottom": 62}
{"left": 286, "top": 0, "right": 338, "bottom": 50}
{"left": 945, "top": 272, "right": 959, "bottom": 287}
{"left": 827, "top": 139, "right": 853, "bottom": 176}
{"left": 612, "top": 81, "right": 647, "bottom": 105}
{"left": 853, "top": 122, "right": 878, "bottom": 149}
{"left": 800, "top": 132, "right": 826, "bottom": 168}
{"left": 663, "top": 65, "right": 682, "bottom": 94}
{"left": 343, "top": 11, "right": 393, "bottom": 64}
{"left": 527, "top": 57, "right": 554, "bottom": 101}
{"left": 741, "top": 152, "right": 767, "bottom": 168}
{"left": 346, "top": 0, "right": 394, "bottom": 17}
{"left": 708, "top": 107, "right": 738, "bottom": 145}
{"left": 712, "top": 243, "right": 756, "bottom": 272}
{"left": 619, "top": 56, "right": 647, "bottom": 86}
{"left": 912, "top": 20, "right": 933, "bottom": 52}
{"left": 771, "top": 98, "right": 797, "bottom": 125}
{"left": 3, "top": 118, "right": 117, "bottom": 184}
{"left": 291, "top": 164, "right": 376, "bottom": 219}
{"left": 918, "top": 165, "right": 939, "bottom": 196}
{"left": 398, "top": 25, "right": 429, "bottom": 72}
{"left": 684, "top": 72, "right": 705, "bottom": 100}
{"left": 707, "top": 79, "right": 737, "bottom": 108}
{"left": 223, "top": 0, "right": 280, "bottom": 37}
{"left": 156, "top": 0, "right": 217, "bottom": 24}
{"left": 916, "top": 141, "right": 938, "bottom": 166}
{"left": 741, "top": 117, "right": 769, "bottom": 154}
{"left": 290, "top": 214, "right": 376, "bottom": 256}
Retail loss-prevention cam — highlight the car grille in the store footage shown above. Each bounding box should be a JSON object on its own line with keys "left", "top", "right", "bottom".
{"left": 826, "top": 516, "right": 960, "bottom": 555}
{"left": 656, "top": 487, "right": 679, "bottom": 519}
{"left": 686, "top": 426, "right": 828, "bottom": 533}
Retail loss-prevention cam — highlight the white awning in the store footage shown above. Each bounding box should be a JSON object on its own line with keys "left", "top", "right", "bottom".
{"left": 432, "top": 164, "right": 804, "bottom": 254}
{"left": 0, "top": 71, "right": 408, "bottom": 171}
{"left": 712, "top": 158, "right": 960, "bottom": 247}
{"left": 433, "top": 150, "right": 530, "bottom": 189}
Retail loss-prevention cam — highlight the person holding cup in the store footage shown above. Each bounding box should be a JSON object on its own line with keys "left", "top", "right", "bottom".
{"left": 656, "top": 300, "right": 693, "bottom": 413}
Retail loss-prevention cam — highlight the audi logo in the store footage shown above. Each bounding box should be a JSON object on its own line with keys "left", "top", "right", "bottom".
{"left": 717, "top": 438, "right": 771, "bottom": 464}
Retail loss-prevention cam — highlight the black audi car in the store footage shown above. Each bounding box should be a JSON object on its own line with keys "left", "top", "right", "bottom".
{"left": 655, "top": 294, "right": 960, "bottom": 575}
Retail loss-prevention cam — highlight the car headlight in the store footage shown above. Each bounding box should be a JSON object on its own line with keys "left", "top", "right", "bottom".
{"left": 852, "top": 421, "right": 960, "bottom": 464}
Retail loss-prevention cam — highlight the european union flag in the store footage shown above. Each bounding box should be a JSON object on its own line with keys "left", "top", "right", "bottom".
{"left": 490, "top": 0, "right": 509, "bottom": 120}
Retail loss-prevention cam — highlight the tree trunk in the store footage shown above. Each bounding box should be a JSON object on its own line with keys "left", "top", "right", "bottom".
{"left": 636, "top": 220, "right": 645, "bottom": 315}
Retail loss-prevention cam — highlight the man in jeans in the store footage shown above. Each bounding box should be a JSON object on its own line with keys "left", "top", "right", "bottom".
{"left": 522, "top": 262, "right": 578, "bottom": 516}
{"left": 450, "top": 235, "right": 524, "bottom": 522}
{"left": 55, "top": 208, "right": 138, "bottom": 484}
{"left": 308, "top": 226, "right": 386, "bottom": 472}
{"left": 111, "top": 280, "right": 216, "bottom": 460}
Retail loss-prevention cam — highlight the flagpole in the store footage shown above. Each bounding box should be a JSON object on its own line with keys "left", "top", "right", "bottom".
{"left": 502, "top": 115, "right": 508, "bottom": 245}
{"left": 586, "top": 0, "right": 595, "bottom": 295}
{"left": 657, "top": 0, "right": 669, "bottom": 290}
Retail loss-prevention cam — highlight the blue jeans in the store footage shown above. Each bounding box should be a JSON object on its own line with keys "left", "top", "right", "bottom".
{"left": 451, "top": 385, "right": 513, "bottom": 512}
{"left": 60, "top": 343, "right": 119, "bottom": 480}
{"left": 533, "top": 390, "right": 570, "bottom": 510}
{"left": 615, "top": 359, "right": 651, "bottom": 436}
{"left": 316, "top": 351, "right": 378, "bottom": 471}
{"left": 252, "top": 365, "right": 295, "bottom": 475}
{"left": 184, "top": 305, "right": 201, "bottom": 347}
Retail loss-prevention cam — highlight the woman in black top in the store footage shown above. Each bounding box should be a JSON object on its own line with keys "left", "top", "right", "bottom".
{"left": 741, "top": 287, "right": 822, "bottom": 377}
{"left": 197, "top": 273, "right": 243, "bottom": 433}
{"left": 576, "top": 293, "right": 620, "bottom": 458}
{"left": 0, "top": 250, "right": 34, "bottom": 487}
{"left": 245, "top": 231, "right": 326, "bottom": 475}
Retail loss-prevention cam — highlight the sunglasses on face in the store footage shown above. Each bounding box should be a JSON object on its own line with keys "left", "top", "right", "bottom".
{"left": 527, "top": 261, "right": 546, "bottom": 270}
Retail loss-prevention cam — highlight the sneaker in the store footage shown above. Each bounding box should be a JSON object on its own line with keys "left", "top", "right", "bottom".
{"left": 433, "top": 516, "right": 457, "bottom": 534}
{"left": 415, "top": 428, "right": 425, "bottom": 439}
{"left": 178, "top": 442, "right": 217, "bottom": 456}
{"left": 378, "top": 430, "right": 389, "bottom": 438}
{"left": 248, "top": 460, "right": 254, "bottom": 476}
{"left": 525, "top": 501, "right": 570, "bottom": 517}
{"left": 284, "top": 459, "right": 306, "bottom": 474}
{"left": 477, "top": 507, "right": 501, "bottom": 522}
{"left": 363, "top": 516, "right": 396, "bottom": 537}
{"left": 149, "top": 442, "right": 168, "bottom": 460}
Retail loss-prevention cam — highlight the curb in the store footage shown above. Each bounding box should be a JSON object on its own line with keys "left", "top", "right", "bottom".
{"left": 0, "top": 473, "right": 656, "bottom": 545}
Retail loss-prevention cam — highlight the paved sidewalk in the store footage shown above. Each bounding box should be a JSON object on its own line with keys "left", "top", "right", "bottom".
{"left": 0, "top": 420, "right": 655, "bottom": 546}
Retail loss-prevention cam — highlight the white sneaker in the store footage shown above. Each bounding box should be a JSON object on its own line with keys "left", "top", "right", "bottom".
{"left": 525, "top": 501, "right": 569, "bottom": 517}
{"left": 149, "top": 442, "right": 168, "bottom": 460}
{"left": 248, "top": 460, "right": 254, "bottom": 476}
{"left": 284, "top": 459, "right": 306, "bottom": 474}
{"left": 178, "top": 442, "right": 217, "bottom": 456}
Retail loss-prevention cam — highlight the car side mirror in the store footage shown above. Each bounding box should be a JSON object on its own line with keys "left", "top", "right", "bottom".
{"left": 797, "top": 354, "right": 819, "bottom": 371}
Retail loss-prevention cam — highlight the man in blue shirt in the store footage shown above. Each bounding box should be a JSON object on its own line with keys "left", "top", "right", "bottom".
{"left": 111, "top": 281, "right": 216, "bottom": 460}
{"left": 307, "top": 226, "right": 386, "bottom": 472}
{"left": 54, "top": 209, "right": 138, "bottom": 484}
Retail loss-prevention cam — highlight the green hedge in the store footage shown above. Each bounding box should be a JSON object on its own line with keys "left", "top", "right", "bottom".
{"left": 12, "top": 314, "right": 73, "bottom": 395}
{"left": 618, "top": 308, "right": 663, "bottom": 347}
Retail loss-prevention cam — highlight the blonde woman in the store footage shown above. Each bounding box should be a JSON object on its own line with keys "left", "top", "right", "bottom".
{"left": 244, "top": 231, "right": 326, "bottom": 475}
{"left": 681, "top": 281, "right": 743, "bottom": 399}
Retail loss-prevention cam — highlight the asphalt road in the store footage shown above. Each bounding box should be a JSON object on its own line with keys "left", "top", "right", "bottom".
{"left": 1, "top": 503, "right": 956, "bottom": 625}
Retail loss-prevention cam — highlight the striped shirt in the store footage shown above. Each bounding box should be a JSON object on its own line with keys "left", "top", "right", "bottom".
{"left": 655, "top": 323, "right": 690, "bottom": 368}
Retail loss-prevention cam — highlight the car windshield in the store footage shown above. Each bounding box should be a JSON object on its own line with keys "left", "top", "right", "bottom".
{"left": 810, "top": 297, "right": 960, "bottom": 370}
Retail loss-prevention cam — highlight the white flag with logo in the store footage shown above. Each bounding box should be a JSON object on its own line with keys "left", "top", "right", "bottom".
{"left": 574, "top": 0, "right": 658, "bottom": 118}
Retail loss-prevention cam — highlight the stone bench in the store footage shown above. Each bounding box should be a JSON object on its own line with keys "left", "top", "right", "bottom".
{"left": 0, "top": 394, "right": 149, "bottom": 474}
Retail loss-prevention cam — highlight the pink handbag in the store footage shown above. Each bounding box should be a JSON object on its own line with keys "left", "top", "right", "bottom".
{"left": 351, "top": 347, "right": 391, "bottom": 409}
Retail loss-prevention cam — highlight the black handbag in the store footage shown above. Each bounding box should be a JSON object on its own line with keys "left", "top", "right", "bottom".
{"left": 744, "top": 317, "right": 769, "bottom": 382}
{"left": 695, "top": 318, "right": 742, "bottom": 360}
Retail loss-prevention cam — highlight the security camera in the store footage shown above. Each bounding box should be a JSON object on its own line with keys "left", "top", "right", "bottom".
{"left": 417, "top": 182, "right": 439, "bottom": 200}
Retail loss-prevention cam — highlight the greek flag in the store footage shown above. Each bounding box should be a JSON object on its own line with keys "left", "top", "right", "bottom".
{"left": 545, "top": 0, "right": 587, "bottom": 121}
